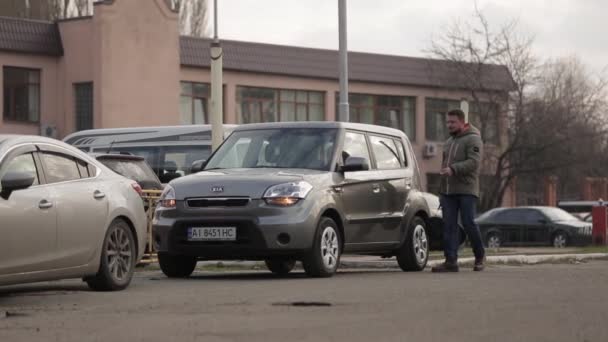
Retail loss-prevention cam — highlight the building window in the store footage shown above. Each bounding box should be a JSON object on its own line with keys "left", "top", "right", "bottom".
{"left": 336, "top": 93, "right": 416, "bottom": 140}
{"left": 180, "top": 81, "right": 209, "bottom": 124}
{"left": 425, "top": 98, "right": 460, "bottom": 141}
{"left": 236, "top": 86, "right": 325, "bottom": 124}
{"left": 3, "top": 67, "right": 40, "bottom": 123}
{"left": 74, "top": 82, "right": 93, "bottom": 131}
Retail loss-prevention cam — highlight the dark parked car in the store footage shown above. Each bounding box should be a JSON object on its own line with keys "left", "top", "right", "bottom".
{"left": 153, "top": 122, "right": 446, "bottom": 278}
{"left": 92, "top": 153, "right": 163, "bottom": 191}
{"left": 476, "top": 206, "right": 593, "bottom": 248}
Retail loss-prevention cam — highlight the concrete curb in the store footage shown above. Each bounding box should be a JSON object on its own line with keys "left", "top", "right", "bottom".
{"left": 339, "top": 253, "right": 608, "bottom": 269}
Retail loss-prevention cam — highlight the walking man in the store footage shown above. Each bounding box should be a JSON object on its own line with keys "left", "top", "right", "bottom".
{"left": 432, "top": 109, "right": 486, "bottom": 272}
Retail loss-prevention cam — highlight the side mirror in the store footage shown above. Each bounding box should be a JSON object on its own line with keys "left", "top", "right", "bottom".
{"left": 340, "top": 157, "right": 369, "bottom": 173}
{"left": 538, "top": 219, "right": 548, "bottom": 225}
{"left": 190, "top": 159, "right": 207, "bottom": 173}
{"left": 1, "top": 172, "right": 35, "bottom": 200}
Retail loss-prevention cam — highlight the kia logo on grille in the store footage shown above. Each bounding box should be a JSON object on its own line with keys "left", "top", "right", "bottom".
{"left": 211, "top": 186, "right": 224, "bottom": 193}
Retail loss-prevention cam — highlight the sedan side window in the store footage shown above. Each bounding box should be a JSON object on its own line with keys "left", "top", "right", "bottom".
{"left": 0, "top": 153, "right": 40, "bottom": 190}
{"left": 342, "top": 132, "right": 371, "bottom": 166}
{"left": 41, "top": 153, "right": 81, "bottom": 184}
{"left": 522, "top": 210, "right": 546, "bottom": 224}
{"left": 369, "top": 135, "right": 401, "bottom": 170}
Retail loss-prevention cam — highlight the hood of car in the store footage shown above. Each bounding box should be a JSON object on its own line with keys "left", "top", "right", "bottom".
{"left": 168, "top": 168, "right": 326, "bottom": 199}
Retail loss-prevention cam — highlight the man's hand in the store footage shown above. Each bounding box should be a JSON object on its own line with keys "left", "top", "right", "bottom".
{"left": 440, "top": 167, "right": 453, "bottom": 176}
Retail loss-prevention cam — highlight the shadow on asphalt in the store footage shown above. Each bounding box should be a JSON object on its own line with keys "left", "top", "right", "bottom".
{"left": 161, "top": 269, "right": 406, "bottom": 282}
{"left": 0, "top": 283, "right": 89, "bottom": 298}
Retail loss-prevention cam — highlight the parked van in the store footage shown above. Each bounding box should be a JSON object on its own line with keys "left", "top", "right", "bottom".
{"left": 63, "top": 125, "right": 236, "bottom": 183}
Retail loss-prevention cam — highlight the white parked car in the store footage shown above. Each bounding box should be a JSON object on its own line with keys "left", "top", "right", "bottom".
{"left": 0, "top": 135, "right": 147, "bottom": 291}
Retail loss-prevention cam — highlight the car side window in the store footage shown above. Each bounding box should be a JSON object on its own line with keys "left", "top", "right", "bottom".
{"left": 0, "top": 153, "right": 40, "bottom": 190}
{"left": 369, "top": 135, "right": 401, "bottom": 170}
{"left": 393, "top": 139, "right": 408, "bottom": 167}
{"left": 41, "top": 152, "right": 81, "bottom": 184}
{"left": 523, "top": 210, "right": 546, "bottom": 224}
{"left": 342, "top": 132, "right": 371, "bottom": 167}
{"left": 494, "top": 210, "right": 521, "bottom": 224}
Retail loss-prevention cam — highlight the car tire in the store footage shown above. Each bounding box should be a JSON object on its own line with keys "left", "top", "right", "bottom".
{"left": 302, "top": 217, "right": 341, "bottom": 278}
{"left": 396, "top": 216, "right": 429, "bottom": 272}
{"left": 265, "top": 259, "right": 296, "bottom": 275}
{"left": 486, "top": 232, "right": 502, "bottom": 249}
{"left": 158, "top": 253, "right": 197, "bottom": 278}
{"left": 86, "top": 219, "right": 136, "bottom": 291}
{"left": 552, "top": 232, "right": 568, "bottom": 248}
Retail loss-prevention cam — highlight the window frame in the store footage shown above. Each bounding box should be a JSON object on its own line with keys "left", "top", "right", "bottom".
{"left": 335, "top": 93, "right": 416, "bottom": 140}
{"left": 236, "top": 86, "right": 326, "bottom": 124}
{"left": 3, "top": 66, "right": 41, "bottom": 124}
{"left": 74, "top": 82, "right": 94, "bottom": 131}
{"left": 341, "top": 130, "right": 373, "bottom": 171}
{"left": 180, "top": 81, "right": 210, "bottom": 124}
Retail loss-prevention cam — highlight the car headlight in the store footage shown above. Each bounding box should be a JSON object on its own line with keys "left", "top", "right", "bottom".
{"left": 263, "top": 181, "right": 313, "bottom": 207}
{"left": 158, "top": 185, "right": 176, "bottom": 209}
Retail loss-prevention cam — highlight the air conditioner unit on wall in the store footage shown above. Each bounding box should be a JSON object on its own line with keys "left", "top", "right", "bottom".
{"left": 40, "top": 124, "right": 58, "bottom": 139}
{"left": 423, "top": 142, "right": 438, "bottom": 159}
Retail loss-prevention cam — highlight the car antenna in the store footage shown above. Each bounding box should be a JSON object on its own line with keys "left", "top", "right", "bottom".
{"left": 107, "top": 140, "right": 116, "bottom": 154}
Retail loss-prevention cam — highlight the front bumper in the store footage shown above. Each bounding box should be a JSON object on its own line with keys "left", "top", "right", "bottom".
{"left": 152, "top": 199, "right": 321, "bottom": 260}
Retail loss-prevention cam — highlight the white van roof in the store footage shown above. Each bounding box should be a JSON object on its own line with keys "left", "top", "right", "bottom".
{"left": 63, "top": 124, "right": 238, "bottom": 147}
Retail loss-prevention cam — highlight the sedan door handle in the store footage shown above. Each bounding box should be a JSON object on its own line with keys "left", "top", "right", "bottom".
{"left": 372, "top": 184, "right": 381, "bottom": 194}
{"left": 39, "top": 200, "right": 53, "bottom": 210}
{"left": 93, "top": 190, "right": 106, "bottom": 199}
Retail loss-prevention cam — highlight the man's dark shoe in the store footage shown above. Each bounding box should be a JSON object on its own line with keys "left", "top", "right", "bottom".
{"left": 473, "top": 258, "right": 485, "bottom": 272}
{"left": 431, "top": 261, "right": 459, "bottom": 273}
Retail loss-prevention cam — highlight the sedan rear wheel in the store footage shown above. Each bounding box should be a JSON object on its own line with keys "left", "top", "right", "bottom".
{"left": 553, "top": 232, "right": 568, "bottom": 248}
{"left": 86, "top": 219, "right": 136, "bottom": 291}
{"left": 486, "top": 233, "right": 502, "bottom": 249}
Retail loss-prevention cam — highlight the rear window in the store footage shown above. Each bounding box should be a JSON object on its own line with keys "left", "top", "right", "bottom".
{"left": 98, "top": 158, "right": 160, "bottom": 188}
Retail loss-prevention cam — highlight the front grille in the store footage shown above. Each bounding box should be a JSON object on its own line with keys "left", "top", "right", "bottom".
{"left": 186, "top": 197, "right": 251, "bottom": 208}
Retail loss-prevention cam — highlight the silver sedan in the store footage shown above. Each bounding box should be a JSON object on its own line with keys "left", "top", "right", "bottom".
{"left": 0, "top": 135, "right": 147, "bottom": 291}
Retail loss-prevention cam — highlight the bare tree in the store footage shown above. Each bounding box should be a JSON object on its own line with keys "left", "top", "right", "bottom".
{"left": 427, "top": 5, "right": 608, "bottom": 210}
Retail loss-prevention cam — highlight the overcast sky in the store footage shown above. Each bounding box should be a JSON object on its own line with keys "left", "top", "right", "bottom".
{"left": 213, "top": 0, "right": 607, "bottom": 75}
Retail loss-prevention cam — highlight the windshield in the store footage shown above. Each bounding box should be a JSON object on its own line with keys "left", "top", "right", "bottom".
{"left": 543, "top": 207, "right": 579, "bottom": 222}
{"left": 205, "top": 128, "right": 338, "bottom": 171}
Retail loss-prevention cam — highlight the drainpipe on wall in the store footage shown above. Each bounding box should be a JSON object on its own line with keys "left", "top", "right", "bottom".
{"left": 460, "top": 98, "right": 469, "bottom": 123}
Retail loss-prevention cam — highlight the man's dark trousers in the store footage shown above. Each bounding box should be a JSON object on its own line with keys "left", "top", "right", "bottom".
{"left": 440, "top": 194, "right": 485, "bottom": 263}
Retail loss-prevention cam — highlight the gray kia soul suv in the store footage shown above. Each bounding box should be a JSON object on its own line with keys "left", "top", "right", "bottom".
{"left": 153, "top": 122, "right": 438, "bottom": 277}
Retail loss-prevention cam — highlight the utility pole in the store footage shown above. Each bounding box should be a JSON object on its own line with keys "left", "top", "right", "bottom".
{"left": 460, "top": 98, "right": 469, "bottom": 123}
{"left": 338, "top": 0, "right": 349, "bottom": 122}
{"left": 210, "top": 0, "right": 224, "bottom": 151}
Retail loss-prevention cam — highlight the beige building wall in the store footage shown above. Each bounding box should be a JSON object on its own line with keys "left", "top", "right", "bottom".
{"left": 57, "top": 17, "right": 95, "bottom": 134}
{"left": 92, "top": 0, "right": 180, "bottom": 128}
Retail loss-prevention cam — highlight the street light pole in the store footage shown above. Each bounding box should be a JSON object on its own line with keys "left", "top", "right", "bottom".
{"left": 338, "top": 0, "right": 349, "bottom": 122}
{"left": 210, "top": 0, "right": 224, "bottom": 151}
{"left": 460, "top": 98, "right": 469, "bottom": 123}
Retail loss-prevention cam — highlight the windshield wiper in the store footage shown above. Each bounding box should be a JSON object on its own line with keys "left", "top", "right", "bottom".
{"left": 379, "top": 141, "right": 400, "bottom": 161}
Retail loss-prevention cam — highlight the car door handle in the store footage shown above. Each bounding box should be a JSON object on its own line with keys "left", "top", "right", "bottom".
{"left": 93, "top": 190, "right": 106, "bottom": 199}
{"left": 372, "top": 184, "right": 381, "bottom": 193}
{"left": 39, "top": 200, "right": 53, "bottom": 210}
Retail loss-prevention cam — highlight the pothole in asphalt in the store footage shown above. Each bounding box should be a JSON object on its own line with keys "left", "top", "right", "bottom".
{"left": 272, "top": 302, "right": 333, "bottom": 307}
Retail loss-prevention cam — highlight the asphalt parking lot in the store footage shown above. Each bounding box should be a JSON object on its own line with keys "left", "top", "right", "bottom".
{"left": 1, "top": 261, "right": 607, "bottom": 342}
